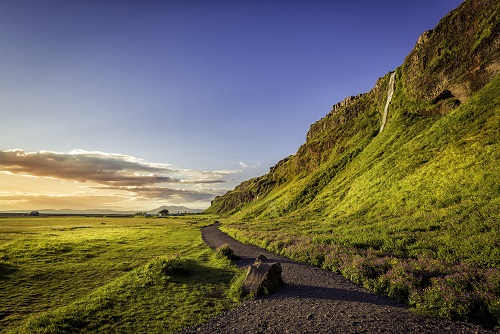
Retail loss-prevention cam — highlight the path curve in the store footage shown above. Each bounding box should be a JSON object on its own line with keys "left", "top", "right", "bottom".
{"left": 178, "top": 223, "right": 493, "bottom": 333}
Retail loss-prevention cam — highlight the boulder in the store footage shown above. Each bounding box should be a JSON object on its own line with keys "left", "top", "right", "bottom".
{"left": 242, "top": 255, "right": 284, "bottom": 296}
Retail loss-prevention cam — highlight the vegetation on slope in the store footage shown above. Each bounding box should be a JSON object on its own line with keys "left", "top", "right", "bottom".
{"left": 207, "top": 0, "right": 500, "bottom": 328}
{"left": 218, "top": 76, "right": 500, "bottom": 328}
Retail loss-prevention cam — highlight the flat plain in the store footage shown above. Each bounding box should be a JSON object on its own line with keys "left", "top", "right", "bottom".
{"left": 0, "top": 216, "right": 239, "bottom": 333}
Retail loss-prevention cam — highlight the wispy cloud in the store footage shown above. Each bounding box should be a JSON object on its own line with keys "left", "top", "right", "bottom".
{"left": 91, "top": 186, "right": 224, "bottom": 202}
{"left": 239, "top": 161, "right": 261, "bottom": 169}
{"left": 0, "top": 149, "right": 239, "bottom": 207}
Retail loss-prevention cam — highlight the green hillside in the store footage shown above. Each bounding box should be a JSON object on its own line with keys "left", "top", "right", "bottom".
{"left": 207, "top": 0, "right": 500, "bottom": 328}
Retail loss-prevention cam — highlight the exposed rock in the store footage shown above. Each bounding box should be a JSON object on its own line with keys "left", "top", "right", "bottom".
{"left": 416, "top": 30, "right": 433, "bottom": 45}
{"left": 331, "top": 94, "right": 364, "bottom": 113}
{"left": 403, "top": 0, "right": 499, "bottom": 103}
{"left": 419, "top": 89, "right": 462, "bottom": 116}
{"left": 431, "top": 89, "right": 455, "bottom": 104}
{"left": 242, "top": 255, "right": 284, "bottom": 296}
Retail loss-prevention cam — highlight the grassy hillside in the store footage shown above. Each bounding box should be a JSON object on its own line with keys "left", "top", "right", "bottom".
{"left": 226, "top": 71, "right": 499, "bottom": 262}
{"left": 207, "top": 0, "right": 500, "bottom": 328}
{"left": 0, "top": 216, "right": 240, "bottom": 333}
{"left": 218, "top": 75, "right": 500, "bottom": 328}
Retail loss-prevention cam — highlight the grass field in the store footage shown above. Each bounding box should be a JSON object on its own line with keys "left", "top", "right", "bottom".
{"left": 0, "top": 216, "right": 240, "bottom": 333}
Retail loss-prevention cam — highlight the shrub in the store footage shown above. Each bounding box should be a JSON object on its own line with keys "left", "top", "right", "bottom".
{"left": 222, "top": 224, "right": 500, "bottom": 329}
{"left": 140, "top": 256, "right": 190, "bottom": 286}
{"left": 408, "top": 266, "right": 500, "bottom": 328}
{"left": 215, "top": 244, "right": 239, "bottom": 262}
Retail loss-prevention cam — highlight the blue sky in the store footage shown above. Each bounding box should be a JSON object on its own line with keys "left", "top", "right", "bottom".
{"left": 0, "top": 0, "right": 463, "bottom": 211}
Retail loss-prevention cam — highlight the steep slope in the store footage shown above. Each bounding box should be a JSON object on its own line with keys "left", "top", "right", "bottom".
{"left": 208, "top": 0, "right": 499, "bottom": 227}
{"left": 206, "top": 0, "right": 500, "bottom": 328}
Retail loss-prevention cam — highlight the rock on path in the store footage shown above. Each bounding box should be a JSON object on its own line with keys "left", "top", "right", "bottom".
{"left": 178, "top": 223, "right": 493, "bottom": 334}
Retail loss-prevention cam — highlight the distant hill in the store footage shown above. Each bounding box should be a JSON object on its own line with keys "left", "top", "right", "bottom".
{"left": 4, "top": 209, "right": 137, "bottom": 215}
{"left": 148, "top": 206, "right": 204, "bottom": 214}
{"left": 1, "top": 206, "right": 204, "bottom": 215}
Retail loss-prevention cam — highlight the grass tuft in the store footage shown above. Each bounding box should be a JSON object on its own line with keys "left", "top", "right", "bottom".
{"left": 215, "top": 244, "right": 239, "bottom": 262}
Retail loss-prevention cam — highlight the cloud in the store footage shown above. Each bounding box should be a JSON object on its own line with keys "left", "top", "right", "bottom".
{"left": 0, "top": 149, "right": 242, "bottom": 208}
{"left": 238, "top": 161, "right": 261, "bottom": 169}
{"left": 92, "top": 186, "right": 224, "bottom": 203}
{"left": 0, "top": 149, "right": 234, "bottom": 187}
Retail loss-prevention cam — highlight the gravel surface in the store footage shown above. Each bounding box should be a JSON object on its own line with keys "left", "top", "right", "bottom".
{"left": 178, "top": 223, "right": 495, "bottom": 334}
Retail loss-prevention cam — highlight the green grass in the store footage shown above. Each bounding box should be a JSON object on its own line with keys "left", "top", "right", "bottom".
{"left": 0, "top": 216, "right": 241, "bottom": 333}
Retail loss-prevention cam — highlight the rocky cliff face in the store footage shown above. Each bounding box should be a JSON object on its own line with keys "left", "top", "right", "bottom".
{"left": 403, "top": 0, "right": 499, "bottom": 105}
{"left": 208, "top": 0, "right": 500, "bottom": 215}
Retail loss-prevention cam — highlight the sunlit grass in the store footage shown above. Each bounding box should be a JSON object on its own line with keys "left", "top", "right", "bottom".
{"left": 0, "top": 215, "right": 240, "bottom": 333}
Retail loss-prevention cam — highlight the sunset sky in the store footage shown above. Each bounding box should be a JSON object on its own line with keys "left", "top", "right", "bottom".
{"left": 0, "top": 0, "right": 463, "bottom": 212}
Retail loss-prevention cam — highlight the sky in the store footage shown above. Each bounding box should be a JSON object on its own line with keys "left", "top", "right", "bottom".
{"left": 0, "top": 0, "right": 464, "bottom": 212}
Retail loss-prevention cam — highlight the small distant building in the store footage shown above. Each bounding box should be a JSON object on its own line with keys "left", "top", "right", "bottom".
{"left": 29, "top": 211, "right": 40, "bottom": 216}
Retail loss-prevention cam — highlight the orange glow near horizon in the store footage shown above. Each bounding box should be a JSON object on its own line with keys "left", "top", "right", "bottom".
{"left": 0, "top": 173, "right": 194, "bottom": 212}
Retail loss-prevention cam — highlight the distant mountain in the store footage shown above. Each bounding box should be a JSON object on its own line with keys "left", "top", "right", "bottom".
{"left": 35, "top": 209, "right": 136, "bottom": 215}
{"left": 148, "top": 205, "right": 204, "bottom": 214}
{"left": 1, "top": 206, "right": 205, "bottom": 215}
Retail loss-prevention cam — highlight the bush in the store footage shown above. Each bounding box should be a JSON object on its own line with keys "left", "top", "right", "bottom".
{"left": 215, "top": 244, "right": 239, "bottom": 262}
{"left": 408, "top": 266, "right": 499, "bottom": 328}
{"left": 223, "top": 224, "right": 500, "bottom": 329}
{"left": 140, "top": 256, "right": 190, "bottom": 286}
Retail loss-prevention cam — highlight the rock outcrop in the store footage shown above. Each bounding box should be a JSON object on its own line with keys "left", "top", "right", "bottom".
{"left": 242, "top": 255, "right": 284, "bottom": 296}
{"left": 402, "top": 0, "right": 500, "bottom": 103}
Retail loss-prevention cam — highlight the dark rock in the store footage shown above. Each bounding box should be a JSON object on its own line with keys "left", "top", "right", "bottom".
{"left": 418, "top": 90, "right": 462, "bottom": 116}
{"left": 432, "top": 89, "right": 455, "bottom": 104}
{"left": 242, "top": 255, "right": 284, "bottom": 296}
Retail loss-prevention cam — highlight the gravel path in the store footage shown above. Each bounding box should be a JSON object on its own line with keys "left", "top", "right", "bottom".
{"left": 178, "top": 223, "right": 494, "bottom": 333}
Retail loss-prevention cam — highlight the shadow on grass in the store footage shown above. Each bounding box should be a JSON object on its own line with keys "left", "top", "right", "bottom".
{"left": 0, "top": 262, "right": 18, "bottom": 280}
{"left": 176, "top": 259, "right": 238, "bottom": 285}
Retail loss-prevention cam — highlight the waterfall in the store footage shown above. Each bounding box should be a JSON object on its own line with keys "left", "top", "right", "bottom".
{"left": 379, "top": 71, "right": 396, "bottom": 133}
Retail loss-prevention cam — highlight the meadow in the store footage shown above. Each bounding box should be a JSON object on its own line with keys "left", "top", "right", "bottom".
{"left": 0, "top": 216, "right": 241, "bottom": 333}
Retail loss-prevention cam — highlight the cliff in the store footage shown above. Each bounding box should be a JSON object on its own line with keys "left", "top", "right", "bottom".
{"left": 207, "top": 0, "right": 500, "bottom": 216}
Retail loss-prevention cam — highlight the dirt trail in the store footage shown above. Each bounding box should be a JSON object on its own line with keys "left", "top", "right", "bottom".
{"left": 178, "top": 224, "right": 493, "bottom": 333}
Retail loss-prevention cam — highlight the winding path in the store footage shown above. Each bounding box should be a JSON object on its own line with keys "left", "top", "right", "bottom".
{"left": 178, "top": 224, "right": 493, "bottom": 333}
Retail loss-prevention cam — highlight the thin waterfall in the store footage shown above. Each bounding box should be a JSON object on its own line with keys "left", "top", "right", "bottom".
{"left": 379, "top": 71, "right": 396, "bottom": 133}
